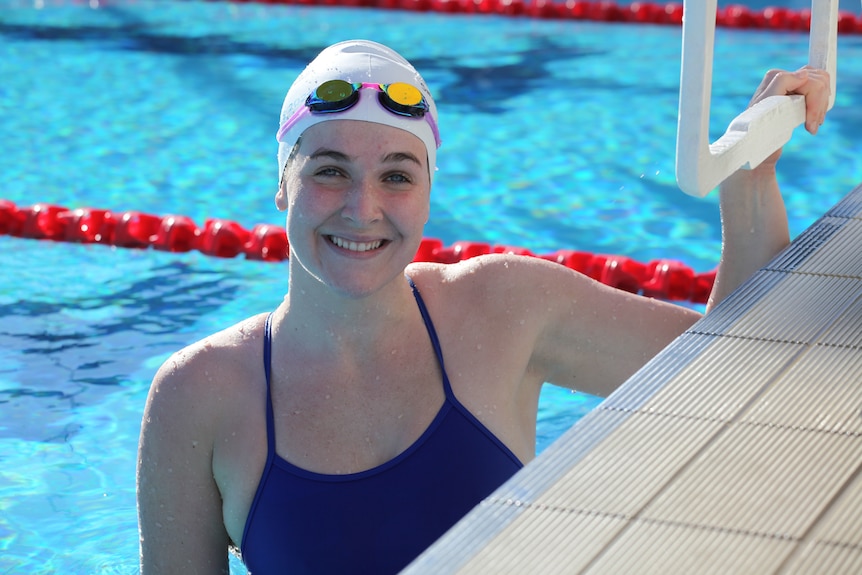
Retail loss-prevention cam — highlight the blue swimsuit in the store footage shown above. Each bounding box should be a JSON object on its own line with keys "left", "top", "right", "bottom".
{"left": 241, "top": 278, "right": 523, "bottom": 574}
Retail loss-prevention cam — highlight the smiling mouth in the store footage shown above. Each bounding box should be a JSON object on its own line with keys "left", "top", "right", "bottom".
{"left": 328, "top": 235, "right": 385, "bottom": 253}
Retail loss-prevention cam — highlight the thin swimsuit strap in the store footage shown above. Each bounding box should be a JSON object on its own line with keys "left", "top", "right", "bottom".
{"left": 261, "top": 277, "right": 456, "bottom": 455}
{"left": 405, "top": 274, "right": 456, "bottom": 400}
{"left": 263, "top": 312, "right": 276, "bottom": 462}
{"left": 401, "top": 277, "right": 524, "bottom": 465}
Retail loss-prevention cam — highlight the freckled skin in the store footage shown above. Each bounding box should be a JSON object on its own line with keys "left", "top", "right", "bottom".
{"left": 276, "top": 121, "right": 431, "bottom": 301}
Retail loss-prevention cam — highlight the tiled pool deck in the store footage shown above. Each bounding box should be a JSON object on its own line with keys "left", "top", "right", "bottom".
{"left": 405, "top": 183, "right": 862, "bottom": 574}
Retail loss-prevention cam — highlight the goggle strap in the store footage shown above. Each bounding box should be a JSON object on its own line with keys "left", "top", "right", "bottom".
{"left": 276, "top": 81, "right": 441, "bottom": 148}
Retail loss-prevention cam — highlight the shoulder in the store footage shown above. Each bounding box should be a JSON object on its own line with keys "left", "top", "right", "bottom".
{"left": 405, "top": 253, "right": 701, "bottom": 396}
{"left": 408, "top": 251, "right": 570, "bottom": 279}
{"left": 145, "top": 313, "right": 269, "bottom": 429}
{"left": 403, "top": 254, "right": 598, "bottom": 362}
{"left": 138, "top": 316, "right": 269, "bottom": 572}
{"left": 158, "top": 313, "right": 267, "bottom": 379}
{"left": 406, "top": 253, "right": 595, "bottom": 313}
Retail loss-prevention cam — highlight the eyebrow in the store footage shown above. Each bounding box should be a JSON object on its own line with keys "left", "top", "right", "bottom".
{"left": 382, "top": 151, "right": 423, "bottom": 167}
{"left": 309, "top": 148, "right": 351, "bottom": 162}
{"left": 308, "top": 148, "right": 423, "bottom": 168}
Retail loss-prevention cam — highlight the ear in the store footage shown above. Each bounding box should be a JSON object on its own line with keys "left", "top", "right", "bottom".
{"left": 275, "top": 179, "right": 289, "bottom": 211}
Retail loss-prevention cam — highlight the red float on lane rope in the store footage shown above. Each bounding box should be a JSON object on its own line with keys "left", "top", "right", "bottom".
{"left": 0, "top": 200, "right": 715, "bottom": 304}
{"left": 217, "top": 0, "right": 861, "bottom": 34}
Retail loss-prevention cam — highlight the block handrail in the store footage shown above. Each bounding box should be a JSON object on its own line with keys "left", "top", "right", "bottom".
{"left": 675, "top": 0, "right": 838, "bottom": 198}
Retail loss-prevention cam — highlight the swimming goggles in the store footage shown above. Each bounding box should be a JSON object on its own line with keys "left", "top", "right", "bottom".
{"left": 276, "top": 80, "right": 441, "bottom": 147}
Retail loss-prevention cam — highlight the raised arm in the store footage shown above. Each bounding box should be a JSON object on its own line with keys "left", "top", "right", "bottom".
{"left": 528, "top": 68, "right": 831, "bottom": 397}
{"left": 137, "top": 352, "right": 231, "bottom": 575}
{"left": 707, "top": 67, "right": 832, "bottom": 311}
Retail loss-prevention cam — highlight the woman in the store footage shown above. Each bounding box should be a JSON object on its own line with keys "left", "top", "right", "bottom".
{"left": 137, "top": 40, "right": 830, "bottom": 574}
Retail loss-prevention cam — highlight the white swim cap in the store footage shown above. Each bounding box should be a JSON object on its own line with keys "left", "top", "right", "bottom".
{"left": 277, "top": 40, "right": 440, "bottom": 183}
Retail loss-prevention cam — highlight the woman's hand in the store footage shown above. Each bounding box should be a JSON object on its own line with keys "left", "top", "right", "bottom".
{"left": 749, "top": 66, "right": 832, "bottom": 168}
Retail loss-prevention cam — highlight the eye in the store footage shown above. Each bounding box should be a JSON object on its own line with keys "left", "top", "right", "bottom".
{"left": 314, "top": 166, "right": 344, "bottom": 178}
{"left": 384, "top": 172, "right": 413, "bottom": 184}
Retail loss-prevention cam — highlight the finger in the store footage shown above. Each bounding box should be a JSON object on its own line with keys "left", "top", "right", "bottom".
{"left": 762, "top": 68, "right": 811, "bottom": 100}
{"left": 748, "top": 68, "right": 784, "bottom": 107}
{"left": 791, "top": 68, "right": 831, "bottom": 134}
{"left": 751, "top": 67, "right": 831, "bottom": 135}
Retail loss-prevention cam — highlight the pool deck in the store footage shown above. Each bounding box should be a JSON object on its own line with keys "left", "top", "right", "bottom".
{"left": 404, "top": 182, "right": 862, "bottom": 574}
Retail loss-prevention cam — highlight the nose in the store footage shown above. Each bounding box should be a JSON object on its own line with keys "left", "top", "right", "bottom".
{"left": 341, "top": 178, "right": 382, "bottom": 225}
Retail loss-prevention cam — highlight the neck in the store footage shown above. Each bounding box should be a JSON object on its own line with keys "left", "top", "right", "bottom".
{"left": 278, "top": 268, "right": 417, "bottom": 352}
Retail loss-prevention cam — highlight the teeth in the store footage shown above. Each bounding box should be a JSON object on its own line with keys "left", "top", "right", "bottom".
{"left": 330, "top": 236, "right": 383, "bottom": 252}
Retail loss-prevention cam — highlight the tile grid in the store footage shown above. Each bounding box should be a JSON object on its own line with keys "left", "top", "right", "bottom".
{"left": 404, "top": 183, "right": 862, "bottom": 574}
{"left": 582, "top": 189, "right": 862, "bottom": 571}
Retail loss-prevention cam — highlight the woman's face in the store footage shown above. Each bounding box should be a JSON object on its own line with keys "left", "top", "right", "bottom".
{"left": 277, "top": 119, "right": 431, "bottom": 298}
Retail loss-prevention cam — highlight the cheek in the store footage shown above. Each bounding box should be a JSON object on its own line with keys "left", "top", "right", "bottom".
{"left": 282, "top": 187, "right": 306, "bottom": 235}
{"left": 400, "top": 195, "right": 430, "bottom": 234}
{"left": 416, "top": 204, "right": 430, "bottom": 228}
{"left": 418, "top": 188, "right": 431, "bottom": 221}
{"left": 285, "top": 194, "right": 310, "bottom": 232}
{"left": 421, "top": 198, "right": 430, "bottom": 223}
{"left": 284, "top": 187, "right": 333, "bottom": 238}
{"left": 283, "top": 175, "right": 311, "bottom": 215}
{"left": 279, "top": 161, "right": 306, "bottom": 209}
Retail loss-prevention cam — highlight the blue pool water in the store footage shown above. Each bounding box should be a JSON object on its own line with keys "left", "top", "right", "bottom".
{"left": 1, "top": 1, "right": 861, "bottom": 572}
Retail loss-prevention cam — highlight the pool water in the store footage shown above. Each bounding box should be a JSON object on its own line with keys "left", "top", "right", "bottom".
{"left": 1, "top": 1, "right": 861, "bottom": 572}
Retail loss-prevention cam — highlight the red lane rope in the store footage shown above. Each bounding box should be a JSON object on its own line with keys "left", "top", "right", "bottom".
{"left": 0, "top": 200, "right": 715, "bottom": 304}
{"left": 9, "top": 5, "right": 842, "bottom": 305}
{"left": 227, "top": 0, "right": 862, "bottom": 34}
